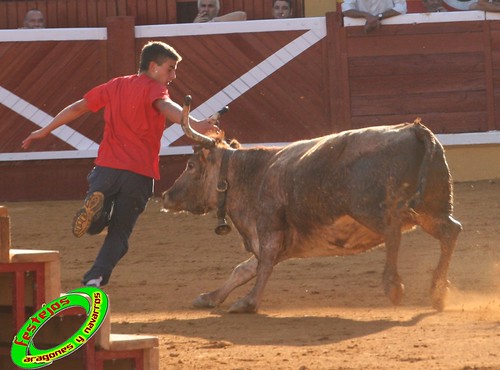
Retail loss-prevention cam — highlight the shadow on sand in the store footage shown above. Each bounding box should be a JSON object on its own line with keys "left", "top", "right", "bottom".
{"left": 112, "top": 310, "right": 437, "bottom": 346}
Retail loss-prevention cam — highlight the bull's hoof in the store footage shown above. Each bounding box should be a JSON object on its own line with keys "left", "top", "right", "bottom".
{"left": 192, "top": 293, "right": 217, "bottom": 309}
{"left": 431, "top": 280, "right": 450, "bottom": 311}
{"left": 228, "top": 299, "right": 258, "bottom": 314}
{"left": 385, "top": 282, "right": 405, "bottom": 306}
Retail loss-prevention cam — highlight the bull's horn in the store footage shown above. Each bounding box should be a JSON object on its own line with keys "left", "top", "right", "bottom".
{"left": 180, "top": 95, "right": 215, "bottom": 148}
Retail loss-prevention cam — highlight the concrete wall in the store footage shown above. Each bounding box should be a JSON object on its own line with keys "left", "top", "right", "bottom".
{"left": 445, "top": 145, "right": 500, "bottom": 182}
{"left": 304, "top": 0, "right": 336, "bottom": 17}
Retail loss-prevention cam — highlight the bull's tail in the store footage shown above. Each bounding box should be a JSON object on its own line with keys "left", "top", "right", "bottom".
{"left": 409, "top": 119, "right": 437, "bottom": 210}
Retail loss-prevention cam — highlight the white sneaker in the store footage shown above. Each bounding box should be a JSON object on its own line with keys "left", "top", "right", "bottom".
{"left": 85, "top": 276, "right": 103, "bottom": 287}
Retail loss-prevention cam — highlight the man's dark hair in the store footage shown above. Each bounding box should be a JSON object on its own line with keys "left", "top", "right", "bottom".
{"left": 273, "top": 0, "right": 293, "bottom": 7}
{"left": 139, "top": 41, "right": 182, "bottom": 73}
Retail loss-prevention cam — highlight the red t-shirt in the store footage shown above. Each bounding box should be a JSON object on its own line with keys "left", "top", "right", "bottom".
{"left": 84, "top": 74, "right": 168, "bottom": 180}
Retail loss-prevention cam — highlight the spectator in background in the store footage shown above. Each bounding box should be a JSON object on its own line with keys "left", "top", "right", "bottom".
{"left": 193, "top": 0, "right": 247, "bottom": 22}
{"left": 423, "top": 0, "right": 448, "bottom": 11}
{"left": 273, "top": 0, "right": 293, "bottom": 19}
{"left": 23, "top": 9, "right": 45, "bottom": 29}
{"left": 469, "top": 0, "right": 500, "bottom": 11}
{"left": 342, "top": 0, "right": 407, "bottom": 33}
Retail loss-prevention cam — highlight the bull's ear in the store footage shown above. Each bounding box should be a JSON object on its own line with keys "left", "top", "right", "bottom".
{"left": 201, "top": 148, "right": 211, "bottom": 161}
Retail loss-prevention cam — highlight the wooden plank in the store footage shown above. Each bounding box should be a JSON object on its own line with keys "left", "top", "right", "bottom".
{"left": 254, "top": 0, "right": 272, "bottom": 18}
{"left": 45, "top": 0, "right": 58, "bottom": 27}
{"left": 116, "top": 0, "right": 128, "bottom": 16}
{"left": 107, "top": 334, "right": 159, "bottom": 351}
{"left": 294, "top": 0, "right": 303, "bottom": 18}
{"left": 482, "top": 21, "right": 496, "bottom": 131}
{"left": 339, "top": 16, "right": 353, "bottom": 131}
{"left": 350, "top": 72, "right": 486, "bottom": 96}
{"left": 348, "top": 53, "right": 485, "bottom": 77}
{"left": 346, "top": 21, "right": 484, "bottom": 37}
{"left": 126, "top": 0, "right": 138, "bottom": 21}
{"left": 325, "top": 11, "right": 347, "bottom": 132}
{"left": 175, "top": 1, "right": 197, "bottom": 23}
{"left": 0, "top": 207, "right": 10, "bottom": 263}
{"left": 96, "top": 0, "right": 108, "bottom": 26}
{"left": 166, "top": 0, "right": 177, "bottom": 24}
{"left": 105, "top": 0, "right": 117, "bottom": 18}
{"left": 153, "top": 0, "right": 161, "bottom": 24}
{"left": 106, "top": 17, "right": 136, "bottom": 79}
{"left": 350, "top": 91, "right": 487, "bottom": 116}
{"left": 55, "top": 0, "right": 68, "bottom": 27}
{"left": 6, "top": 2, "right": 18, "bottom": 29}
{"left": 156, "top": 0, "right": 168, "bottom": 24}
{"left": 0, "top": 159, "right": 93, "bottom": 201}
{"left": 9, "top": 249, "right": 60, "bottom": 263}
{"left": 347, "top": 32, "right": 485, "bottom": 57}
{"left": 135, "top": 0, "right": 148, "bottom": 25}
{"left": 0, "top": 4, "right": 6, "bottom": 29}
{"left": 66, "top": 0, "right": 78, "bottom": 26}
{"left": 87, "top": 0, "right": 98, "bottom": 27}
{"left": 77, "top": 0, "right": 88, "bottom": 27}
{"left": 17, "top": 2, "right": 29, "bottom": 28}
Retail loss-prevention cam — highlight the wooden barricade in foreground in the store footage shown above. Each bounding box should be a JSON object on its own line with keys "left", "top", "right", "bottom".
{"left": 0, "top": 206, "right": 159, "bottom": 370}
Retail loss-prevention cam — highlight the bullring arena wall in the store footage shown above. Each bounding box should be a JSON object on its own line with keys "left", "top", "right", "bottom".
{"left": 1, "top": 11, "right": 500, "bottom": 201}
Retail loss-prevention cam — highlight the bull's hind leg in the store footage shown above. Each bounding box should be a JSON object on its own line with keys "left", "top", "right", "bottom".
{"left": 382, "top": 216, "right": 405, "bottom": 305}
{"left": 192, "top": 256, "right": 258, "bottom": 309}
{"left": 418, "top": 214, "right": 462, "bottom": 311}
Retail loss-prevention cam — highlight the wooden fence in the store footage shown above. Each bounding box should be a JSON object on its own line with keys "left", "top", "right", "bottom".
{"left": 0, "top": 0, "right": 305, "bottom": 28}
{"left": 1, "top": 12, "right": 499, "bottom": 201}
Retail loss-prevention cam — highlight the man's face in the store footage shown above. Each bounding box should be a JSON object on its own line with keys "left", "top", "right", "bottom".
{"left": 24, "top": 11, "right": 45, "bottom": 29}
{"left": 198, "top": 0, "right": 219, "bottom": 20}
{"left": 153, "top": 58, "right": 178, "bottom": 86}
{"left": 273, "top": 1, "right": 292, "bottom": 19}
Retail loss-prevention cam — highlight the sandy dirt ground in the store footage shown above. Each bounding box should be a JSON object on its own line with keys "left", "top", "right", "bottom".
{"left": 4, "top": 179, "right": 500, "bottom": 370}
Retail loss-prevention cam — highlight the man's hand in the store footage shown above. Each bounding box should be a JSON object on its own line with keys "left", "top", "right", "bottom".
{"left": 364, "top": 15, "right": 381, "bottom": 33}
{"left": 21, "top": 128, "right": 49, "bottom": 149}
{"left": 192, "top": 119, "right": 221, "bottom": 135}
{"left": 193, "top": 11, "right": 211, "bottom": 23}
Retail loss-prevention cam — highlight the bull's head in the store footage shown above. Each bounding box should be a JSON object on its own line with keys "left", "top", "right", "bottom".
{"left": 162, "top": 96, "right": 238, "bottom": 234}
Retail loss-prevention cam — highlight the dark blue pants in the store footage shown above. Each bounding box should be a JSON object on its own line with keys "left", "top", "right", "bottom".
{"left": 82, "top": 166, "right": 153, "bottom": 286}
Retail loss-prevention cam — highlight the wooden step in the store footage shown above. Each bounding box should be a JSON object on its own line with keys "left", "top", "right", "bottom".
{"left": 9, "top": 248, "right": 59, "bottom": 263}
{"left": 0, "top": 206, "right": 10, "bottom": 263}
{"left": 1, "top": 205, "right": 158, "bottom": 369}
{"left": 106, "top": 333, "right": 159, "bottom": 351}
{"left": 0, "top": 205, "right": 61, "bottom": 302}
{"left": 96, "top": 333, "right": 159, "bottom": 370}
{"left": 9, "top": 248, "right": 61, "bottom": 302}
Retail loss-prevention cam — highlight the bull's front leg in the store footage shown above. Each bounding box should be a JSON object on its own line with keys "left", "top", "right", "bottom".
{"left": 193, "top": 256, "right": 258, "bottom": 308}
{"left": 228, "top": 233, "right": 282, "bottom": 314}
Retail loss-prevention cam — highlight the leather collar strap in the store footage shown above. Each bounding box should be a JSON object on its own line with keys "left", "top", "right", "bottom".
{"left": 214, "top": 149, "right": 234, "bottom": 235}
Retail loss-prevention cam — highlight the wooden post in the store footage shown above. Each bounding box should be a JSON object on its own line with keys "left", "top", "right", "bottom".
{"left": 0, "top": 206, "right": 10, "bottom": 262}
{"left": 325, "top": 11, "right": 350, "bottom": 132}
{"left": 106, "top": 16, "right": 137, "bottom": 80}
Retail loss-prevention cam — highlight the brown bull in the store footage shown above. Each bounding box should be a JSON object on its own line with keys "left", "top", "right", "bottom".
{"left": 162, "top": 96, "right": 462, "bottom": 313}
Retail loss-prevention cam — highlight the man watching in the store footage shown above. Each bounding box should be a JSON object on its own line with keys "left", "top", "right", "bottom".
{"left": 341, "top": 0, "right": 407, "bottom": 33}
{"left": 23, "top": 9, "right": 45, "bottom": 29}
{"left": 193, "top": 0, "right": 247, "bottom": 22}
{"left": 273, "top": 0, "right": 293, "bottom": 19}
